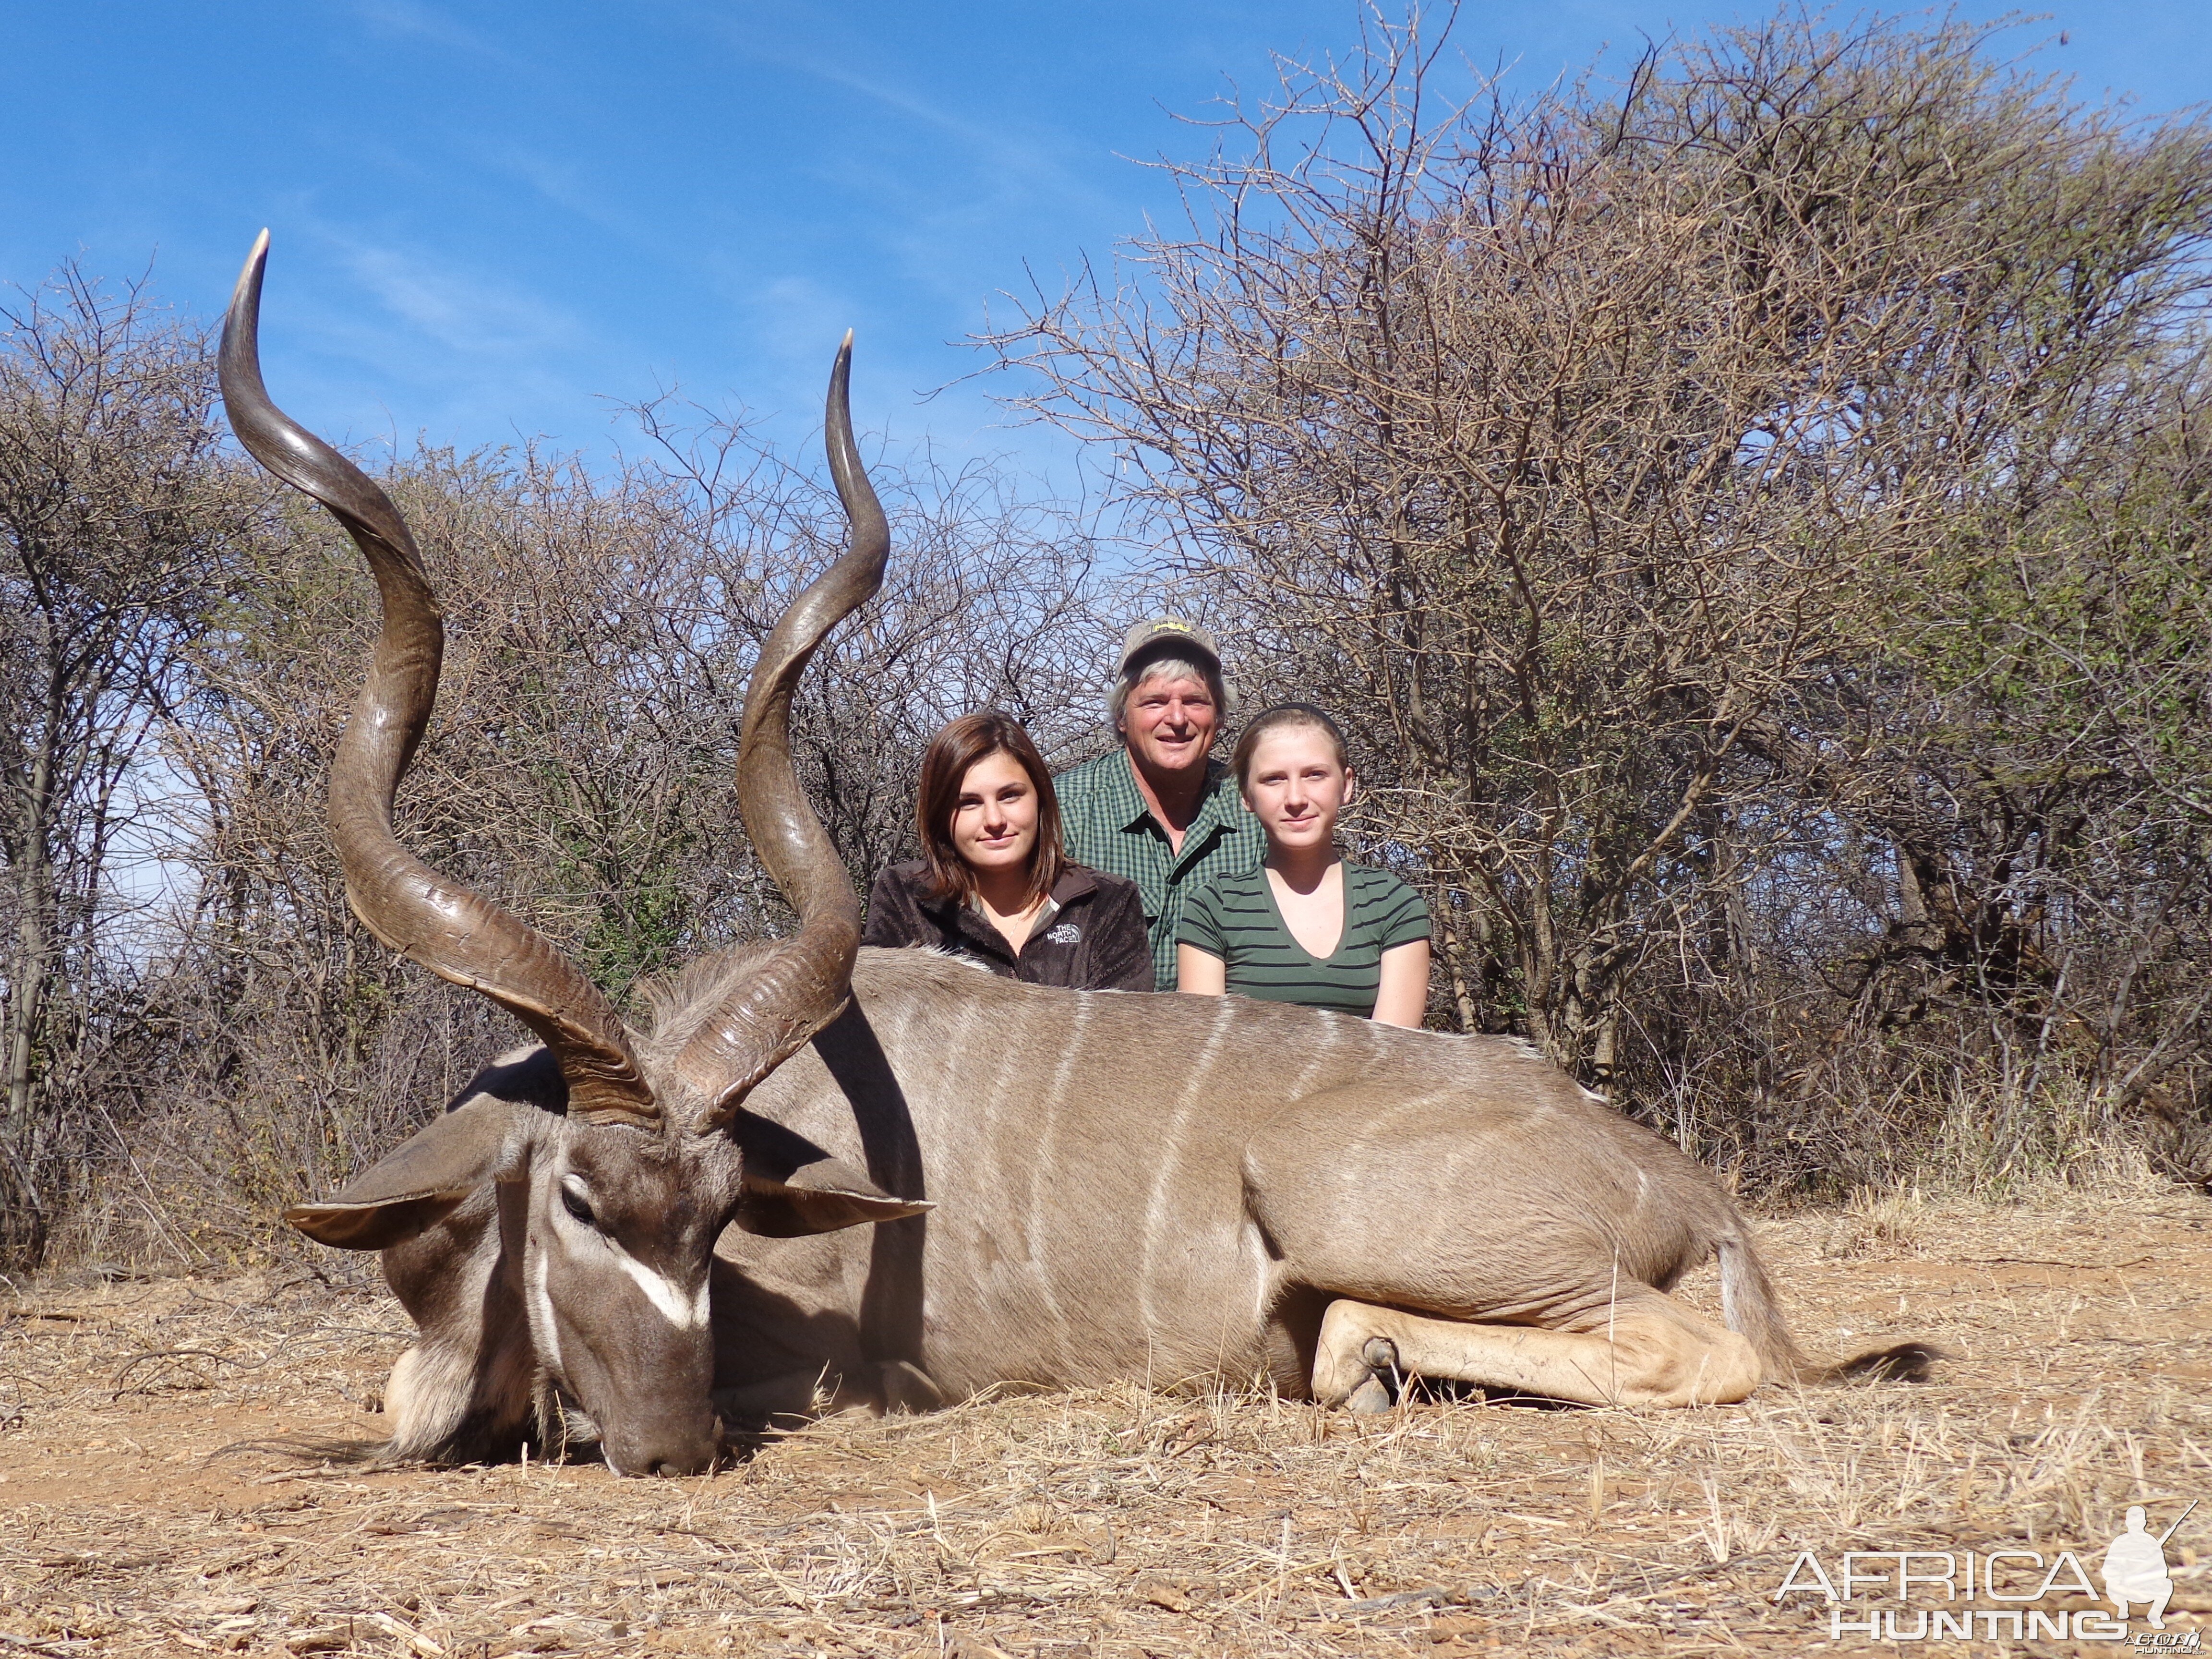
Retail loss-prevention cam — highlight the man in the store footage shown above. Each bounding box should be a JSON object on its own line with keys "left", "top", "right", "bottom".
{"left": 1055, "top": 619, "right": 1265, "bottom": 990}
{"left": 2103, "top": 1505, "right": 2176, "bottom": 1629}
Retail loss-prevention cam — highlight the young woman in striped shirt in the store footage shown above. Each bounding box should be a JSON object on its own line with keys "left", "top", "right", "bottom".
{"left": 1176, "top": 704, "right": 1432, "bottom": 1025}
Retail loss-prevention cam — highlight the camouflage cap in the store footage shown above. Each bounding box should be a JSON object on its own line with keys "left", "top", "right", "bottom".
{"left": 1116, "top": 617, "right": 1223, "bottom": 677}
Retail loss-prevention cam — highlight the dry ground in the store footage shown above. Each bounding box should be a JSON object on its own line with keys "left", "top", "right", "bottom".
{"left": 2, "top": 1186, "right": 2208, "bottom": 1658}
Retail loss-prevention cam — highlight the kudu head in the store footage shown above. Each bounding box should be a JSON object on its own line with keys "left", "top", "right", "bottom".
{"left": 220, "top": 232, "right": 925, "bottom": 1476}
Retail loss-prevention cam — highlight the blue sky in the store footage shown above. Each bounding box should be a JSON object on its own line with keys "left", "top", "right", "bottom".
{"left": 4, "top": 1, "right": 2207, "bottom": 492}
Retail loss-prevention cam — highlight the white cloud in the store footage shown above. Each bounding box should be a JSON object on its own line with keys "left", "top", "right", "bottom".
{"left": 331, "top": 237, "right": 580, "bottom": 357}
{"left": 350, "top": 0, "right": 517, "bottom": 65}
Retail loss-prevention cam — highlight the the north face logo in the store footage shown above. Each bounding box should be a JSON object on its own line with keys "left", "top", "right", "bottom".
{"left": 1046, "top": 923, "right": 1081, "bottom": 945}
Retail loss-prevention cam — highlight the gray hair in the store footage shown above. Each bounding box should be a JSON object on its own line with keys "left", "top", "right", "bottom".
{"left": 1108, "top": 654, "right": 1229, "bottom": 728}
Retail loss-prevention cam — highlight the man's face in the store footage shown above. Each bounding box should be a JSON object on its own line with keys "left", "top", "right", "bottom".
{"left": 1120, "top": 672, "right": 1219, "bottom": 778}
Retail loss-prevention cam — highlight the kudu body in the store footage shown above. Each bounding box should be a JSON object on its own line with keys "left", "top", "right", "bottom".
{"left": 225, "top": 235, "right": 1927, "bottom": 1478}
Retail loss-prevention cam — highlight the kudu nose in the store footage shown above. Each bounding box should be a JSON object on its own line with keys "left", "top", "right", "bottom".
{"left": 627, "top": 1415, "right": 724, "bottom": 1478}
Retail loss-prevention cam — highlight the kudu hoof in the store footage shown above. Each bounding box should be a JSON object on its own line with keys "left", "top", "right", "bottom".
{"left": 1346, "top": 1376, "right": 1395, "bottom": 1414}
{"left": 1345, "top": 1336, "right": 1403, "bottom": 1413}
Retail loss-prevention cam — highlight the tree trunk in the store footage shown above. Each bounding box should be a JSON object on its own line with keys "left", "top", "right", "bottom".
{"left": 1, "top": 678, "right": 61, "bottom": 1268}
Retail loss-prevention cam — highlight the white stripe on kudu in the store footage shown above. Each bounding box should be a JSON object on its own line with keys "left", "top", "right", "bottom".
{"left": 1138, "top": 997, "right": 1238, "bottom": 1330}
{"left": 1027, "top": 995, "right": 1095, "bottom": 1369}
{"left": 607, "top": 1247, "right": 712, "bottom": 1331}
{"left": 529, "top": 1249, "right": 564, "bottom": 1375}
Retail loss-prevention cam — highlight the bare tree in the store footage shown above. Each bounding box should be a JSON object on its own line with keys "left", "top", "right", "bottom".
{"left": 0, "top": 265, "right": 251, "bottom": 1265}
{"left": 983, "top": 8, "right": 2212, "bottom": 1186}
{"left": 628, "top": 400, "right": 1116, "bottom": 892}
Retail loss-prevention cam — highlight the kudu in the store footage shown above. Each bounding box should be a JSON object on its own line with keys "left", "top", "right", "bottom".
{"left": 226, "top": 234, "right": 1930, "bottom": 1478}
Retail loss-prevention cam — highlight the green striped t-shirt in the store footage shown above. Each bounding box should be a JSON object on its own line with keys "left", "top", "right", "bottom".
{"left": 1178, "top": 862, "right": 1431, "bottom": 1018}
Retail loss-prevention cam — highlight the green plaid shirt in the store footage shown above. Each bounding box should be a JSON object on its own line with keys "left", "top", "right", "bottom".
{"left": 1053, "top": 748, "right": 1265, "bottom": 991}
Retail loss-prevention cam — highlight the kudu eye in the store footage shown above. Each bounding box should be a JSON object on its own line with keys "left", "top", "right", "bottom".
{"left": 560, "top": 1186, "right": 597, "bottom": 1227}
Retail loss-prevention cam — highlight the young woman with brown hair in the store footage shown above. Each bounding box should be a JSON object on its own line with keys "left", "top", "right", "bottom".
{"left": 862, "top": 710, "right": 1154, "bottom": 990}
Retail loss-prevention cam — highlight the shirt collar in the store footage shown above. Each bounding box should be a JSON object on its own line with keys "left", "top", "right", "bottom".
{"left": 1101, "top": 748, "right": 1152, "bottom": 831}
{"left": 1110, "top": 748, "right": 1234, "bottom": 835}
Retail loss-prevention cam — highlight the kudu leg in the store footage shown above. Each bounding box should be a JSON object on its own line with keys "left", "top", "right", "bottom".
{"left": 1312, "top": 1295, "right": 1762, "bottom": 1410}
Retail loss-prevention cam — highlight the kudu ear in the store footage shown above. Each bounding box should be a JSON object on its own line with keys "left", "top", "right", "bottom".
{"left": 727, "top": 1109, "right": 930, "bottom": 1238}
{"left": 285, "top": 1052, "right": 553, "bottom": 1249}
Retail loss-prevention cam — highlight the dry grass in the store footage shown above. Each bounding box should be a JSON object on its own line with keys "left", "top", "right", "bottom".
{"left": 2, "top": 1186, "right": 2209, "bottom": 1657}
